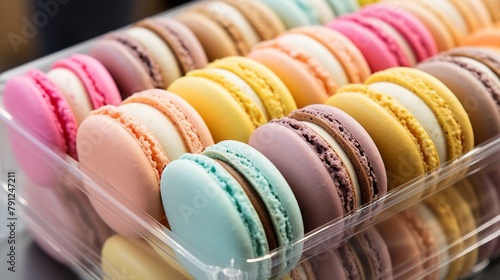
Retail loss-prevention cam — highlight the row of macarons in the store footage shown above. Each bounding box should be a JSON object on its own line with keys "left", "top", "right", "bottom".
{"left": 74, "top": 43, "right": 500, "bottom": 278}
{"left": 87, "top": 0, "right": 500, "bottom": 100}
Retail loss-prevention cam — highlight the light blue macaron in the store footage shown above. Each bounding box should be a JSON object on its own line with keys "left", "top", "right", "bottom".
{"left": 161, "top": 140, "right": 304, "bottom": 279}
{"left": 259, "top": 0, "right": 321, "bottom": 29}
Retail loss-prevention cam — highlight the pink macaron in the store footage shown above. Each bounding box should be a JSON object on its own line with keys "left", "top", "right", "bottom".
{"left": 359, "top": 4, "right": 438, "bottom": 63}
{"left": 3, "top": 54, "right": 120, "bottom": 187}
{"left": 327, "top": 13, "right": 411, "bottom": 72}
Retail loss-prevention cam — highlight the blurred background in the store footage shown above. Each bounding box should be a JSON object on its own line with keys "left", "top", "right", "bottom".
{"left": 0, "top": 0, "right": 192, "bottom": 72}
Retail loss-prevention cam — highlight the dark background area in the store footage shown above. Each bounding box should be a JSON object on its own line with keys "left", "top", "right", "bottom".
{"left": 0, "top": 0, "right": 192, "bottom": 72}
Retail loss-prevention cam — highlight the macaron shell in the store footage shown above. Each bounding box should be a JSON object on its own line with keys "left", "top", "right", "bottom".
{"left": 168, "top": 75, "right": 255, "bottom": 143}
{"left": 326, "top": 0, "right": 359, "bottom": 15}
{"left": 89, "top": 38, "right": 155, "bottom": 98}
{"left": 176, "top": 11, "right": 238, "bottom": 61}
{"left": 222, "top": 0, "right": 286, "bottom": 40}
{"left": 248, "top": 47, "right": 332, "bottom": 108}
{"left": 417, "top": 58, "right": 500, "bottom": 145}
{"left": 136, "top": 18, "right": 208, "bottom": 73}
{"left": 377, "top": 67, "right": 474, "bottom": 155}
{"left": 327, "top": 86, "right": 431, "bottom": 189}
{"left": 290, "top": 26, "right": 371, "bottom": 84}
{"left": 249, "top": 122, "right": 344, "bottom": 233}
{"left": 76, "top": 112, "right": 166, "bottom": 238}
{"left": 328, "top": 18, "right": 401, "bottom": 72}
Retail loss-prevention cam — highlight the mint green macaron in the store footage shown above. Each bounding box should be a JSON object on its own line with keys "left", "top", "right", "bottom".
{"left": 161, "top": 140, "right": 304, "bottom": 279}
{"left": 259, "top": 0, "right": 321, "bottom": 29}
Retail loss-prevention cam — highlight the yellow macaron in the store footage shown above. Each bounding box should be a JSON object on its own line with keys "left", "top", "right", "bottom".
{"left": 366, "top": 67, "right": 474, "bottom": 161}
{"left": 168, "top": 56, "right": 296, "bottom": 143}
{"left": 326, "top": 83, "right": 439, "bottom": 189}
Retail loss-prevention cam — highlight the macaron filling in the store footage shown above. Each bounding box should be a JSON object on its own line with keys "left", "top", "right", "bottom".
{"left": 120, "top": 102, "right": 187, "bottom": 160}
{"left": 369, "top": 82, "right": 447, "bottom": 162}
{"left": 105, "top": 33, "right": 164, "bottom": 89}
{"left": 272, "top": 117, "right": 355, "bottom": 214}
{"left": 46, "top": 68, "right": 93, "bottom": 125}
{"left": 277, "top": 33, "right": 348, "bottom": 88}
{"left": 90, "top": 105, "right": 168, "bottom": 180}
{"left": 187, "top": 69, "right": 267, "bottom": 128}
{"left": 123, "top": 90, "right": 205, "bottom": 154}
{"left": 125, "top": 27, "right": 181, "bottom": 85}
{"left": 28, "top": 69, "right": 78, "bottom": 159}
{"left": 52, "top": 56, "right": 107, "bottom": 109}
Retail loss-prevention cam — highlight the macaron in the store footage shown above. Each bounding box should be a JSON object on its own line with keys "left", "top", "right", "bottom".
{"left": 359, "top": 4, "right": 438, "bottom": 63}
{"left": 365, "top": 67, "right": 474, "bottom": 162}
{"left": 327, "top": 13, "right": 412, "bottom": 72}
{"left": 417, "top": 47, "right": 500, "bottom": 145}
{"left": 346, "top": 227, "right": 393, "bottom": 280}
{"left": 3, "top": 54, "right": 120, "bottom": 187}
{"left": 76, "top": 89, "right": 213, "bottom": 238}
{"left": 460, "top": 27, "right": 500, "bottom": 48}
{"left": 424, "top": 187, "right": 476, "bottom": 279}
{"left": 453, "top": 174, "right": 500, "bottom": 265}
{"left": 258, "top": 0, "right": 321, "bottom": 29}
{"left": 326, "top": 84, "right": 439, "bottom": 189}
{"left": 281, "top": 260, "right": 315, "bottom": 280}
{"left": 289, "top": 26, "right": 371, "bottom": 84}
{"left": 176, "top": 1, "right": 261, "bottom": 61}
{"left": 307, "top": 0, "right": 337, "bottom": 24}
{"left": 248, "top": 28, "right": 354, "bottom": 107}
{"left": 168, "top": 56, "right": 296, "bottom": 143}
{"left": 383, "top": 1, "right": 455, "bottom": 52}
{"left": 101, "top": 235, "right": 192, "bottom": 279}
{"left": 482, "top": 0, "right": 500, "bottom": 22}
{"left": 249, "top": 104, "right": 387, "bottom": 233}
{"left": 134, "top": 17, "right": 209, "bottom": 75}
{"left": 376, "top": 203, "right": 444, "bottom": 280}
{"left": 89, "top": 33, "right": 164, "bottom": 98}
{"left": 160, "top": 140, "right": 304, "bottom": 279}
{"left": 222, "top": 0, "right": 286, "bottom": 40}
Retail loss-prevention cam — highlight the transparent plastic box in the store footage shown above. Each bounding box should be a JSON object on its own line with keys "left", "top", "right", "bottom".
{"left": 1, "top": 4, "right": 500, "bottom": 280}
